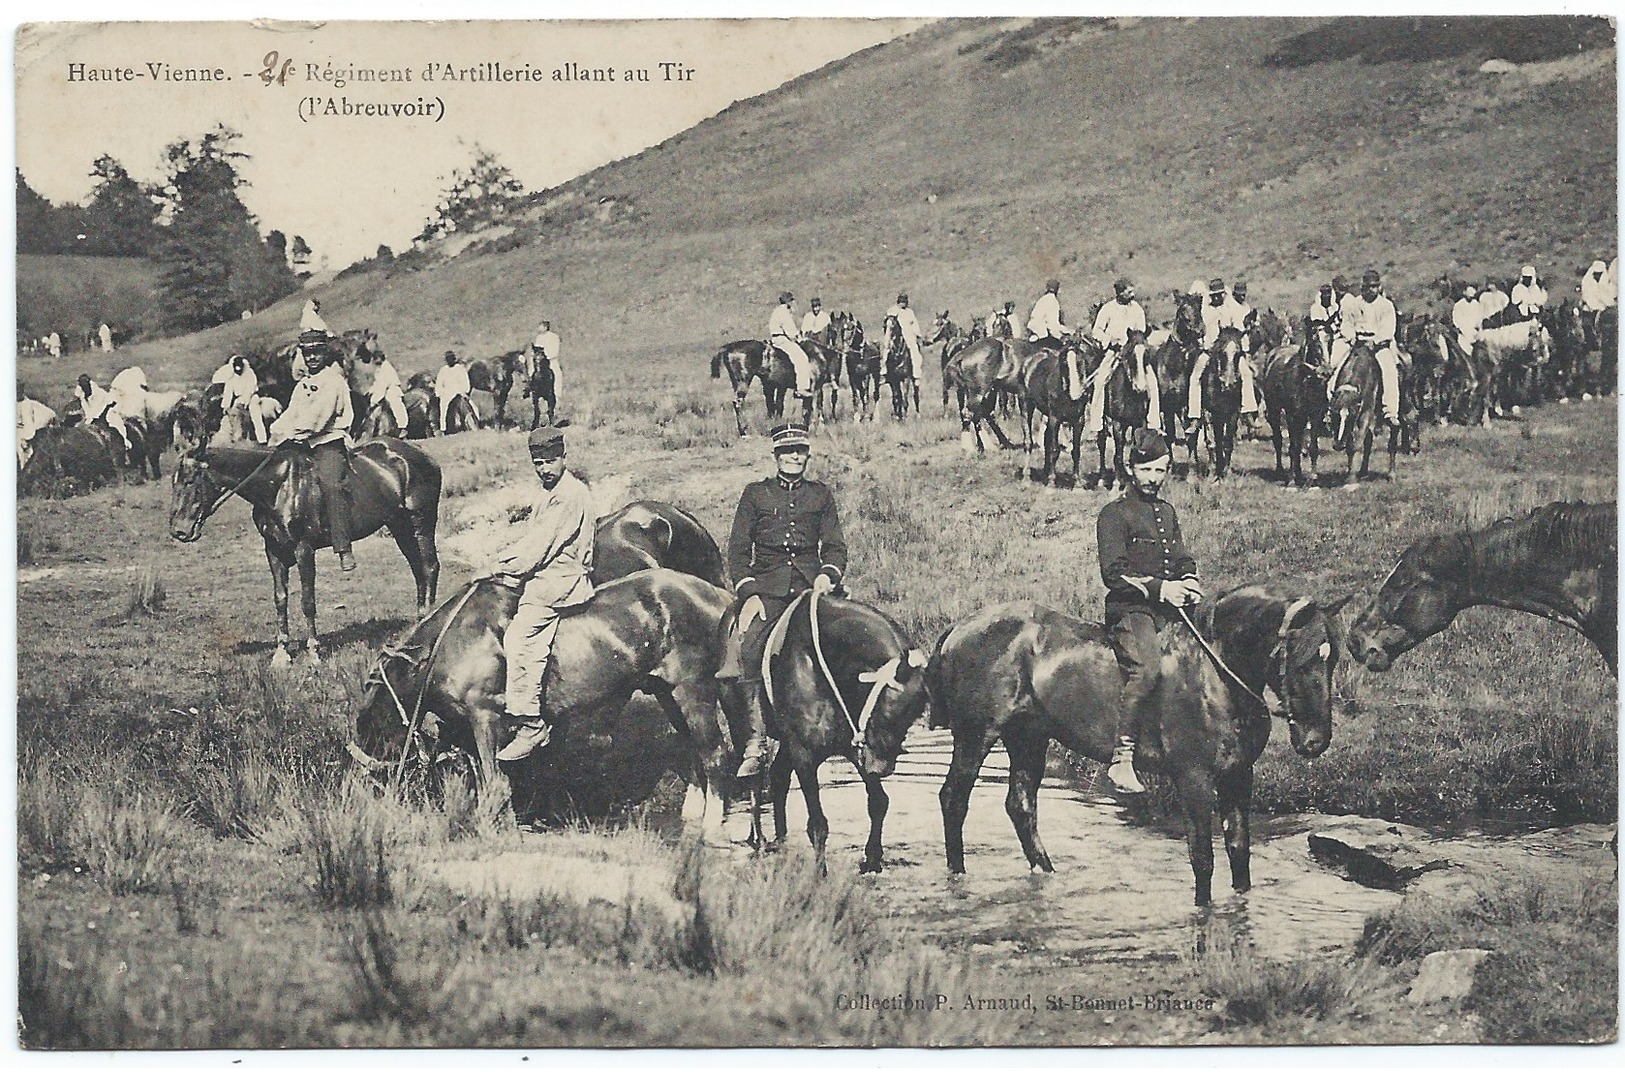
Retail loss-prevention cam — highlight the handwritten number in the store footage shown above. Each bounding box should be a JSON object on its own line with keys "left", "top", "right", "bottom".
{"left": 259, "top": 51, "right": 292, "bottom": 87}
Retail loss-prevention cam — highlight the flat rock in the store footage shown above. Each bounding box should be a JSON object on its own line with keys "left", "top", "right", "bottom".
{"left": 1478, "top": 58, "right": 1519, "bottom": 74}
{"left": 1407, "top": 948, "right": 1494, "bottom": 1004}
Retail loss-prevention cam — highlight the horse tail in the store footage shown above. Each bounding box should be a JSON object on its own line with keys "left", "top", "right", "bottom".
{"left": 710, "top": 347, "right": 725, "bottom": 379}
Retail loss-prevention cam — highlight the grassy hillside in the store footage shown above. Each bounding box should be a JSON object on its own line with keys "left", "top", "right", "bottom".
{"left": 15, "top": 255, "right": 161, "bottom": 353}
{"left": 33, "top": 15, "right": 1615, "bottom": 397}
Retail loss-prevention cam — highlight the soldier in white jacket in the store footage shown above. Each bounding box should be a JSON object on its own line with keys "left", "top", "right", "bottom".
{"left": 1027, "top": 279, "right": 1069, "bottom": 340}
{"left": 1580, "top": 260, "right": 1616, "bottom": 352}
{"left": 883, "top": 293, "right": 924, "bottom": 380}
{"left": 368, "top": 351, "right": 409, "bottom": 431}
{"left": 434, "top": 350, "right": 475, "bottom": 433}
{"left": 16, "top": 385, "right": 56, "bottom": 469}
{"left": 1187, "top": 278, "right": 1250, "bottom": 420}
{"left": 1452, "top": 285, "right": 1483, "bottom": 354}
{"left": 768, "top": 292, "right": 814, "bottom": 397}
{"left": 1328, "top": 270, "right": 1401, "bottom": 427}
{"left": 1087, "top": 278, "right": 1149, "bottom": 430}
{"left": 1510, "top": 265, "right": 1547, "bottom": 319}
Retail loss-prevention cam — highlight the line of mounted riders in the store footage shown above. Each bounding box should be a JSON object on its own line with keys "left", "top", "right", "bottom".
{"left": 713, "top": 273, "right": 1617, "bottom": 490}
{"left": 18, "top": 328, "right": 562, "bottom": 498}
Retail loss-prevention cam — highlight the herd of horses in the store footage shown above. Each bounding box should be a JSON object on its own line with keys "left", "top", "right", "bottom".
{"left": 713, "top": 290, "right": 1618, "bottom": 491}
{"left": 19, "top": 329, "right": 559, "bottom": 498}
{"left": 155, "top": 401, "right": 1615, "bottom": 902}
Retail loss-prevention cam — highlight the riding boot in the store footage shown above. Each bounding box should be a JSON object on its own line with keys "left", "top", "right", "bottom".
{"left": 735, "top": 680, "right": 778, "bottom": 778}
{"left": 496, "top": 712, "right": 553, "bottom": 762}
{"left": 1108, "top": 736, "right": 1147, "bottom": 796}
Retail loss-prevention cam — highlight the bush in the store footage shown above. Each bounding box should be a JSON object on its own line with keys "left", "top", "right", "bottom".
{"left": 1192, "top": 928, "right": 1391, "bottom": 1026}
{"left": 301, "top": 779, "right": 398, "bottom": 908}
{"left": 78, "top": 786, "right": 184, "bottom": 895}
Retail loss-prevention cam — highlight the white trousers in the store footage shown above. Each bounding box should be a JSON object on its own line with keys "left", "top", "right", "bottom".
{"left": 773, "top": 338, "right": 815, "bottom": 395}
{"left": 1328, "top": 339, "right": 1401, "bottom": 421}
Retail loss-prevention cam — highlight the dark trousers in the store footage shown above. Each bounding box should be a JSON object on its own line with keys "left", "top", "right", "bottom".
{"left": 1108, "top": 609, "right": 1161, "bottom": 740}
{"left": 313, "top": 440, "right": 353, "bottom": 555}
{"left": 739, "top": 593, "right": 792, "bottom": 687}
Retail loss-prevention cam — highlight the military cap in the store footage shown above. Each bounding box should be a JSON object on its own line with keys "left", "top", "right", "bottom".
{"left": 897, "top": 292, "right": 909, "bottom": 303}
{"left": 297, "top": 329, "right": 328, "bottom": 346}
{"left": 811, "top": 297, "right": 822, "bottom": 307}
{"left": 1331, "top": 274, "right": 1350, "bottom": 289}
{"left": 528, "top": 425, "right": 566, "bottom": 457}
{"left": 1045, "top": 278, "right": 1061, "bottom": 292}
{"left": 769, "top": 422, "right": 811, "bottom": 451}
{"left": 1208, "top": 277, "right": 1226, "bottom": 293}
{"left": 1127, "top": 427, "right": 1170, "bottom": 464}
{"left": 1319, "top": 282, "right": 1334, "bottom": 292}
{"left": 1233, "top": 281, "right": 1249, "bottom": 296}
{"left": 444, "top": 349, "right": 458, "bottom": 359}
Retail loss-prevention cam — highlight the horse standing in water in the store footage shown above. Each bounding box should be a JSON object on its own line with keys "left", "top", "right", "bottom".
{"left": 746, "top": 592, "right": 931, "bottom": 873}
{"left": 349, "top": 569, "right": 745, "bottom": 842}
{"left": 1350, "top": 500, "right": 1617, "bottom": 676}
{"left": 168, "top": 440, "right": 442, "bottom": 665}
{"left": 928, "top": 588, "right": 1343, "bottom": 906}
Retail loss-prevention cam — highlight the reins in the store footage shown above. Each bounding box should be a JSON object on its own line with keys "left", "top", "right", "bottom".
{"left": 193, "top": 447, "right": 282, "bottom": 528}
{"left": 807, "top": 590, "right": 920, "bottom": 753}
{"left": 377, "top": 581, "right": 484, "bottom": 788}
{"left": 1175, "top": 597, "right": 1314, "bottom": 724}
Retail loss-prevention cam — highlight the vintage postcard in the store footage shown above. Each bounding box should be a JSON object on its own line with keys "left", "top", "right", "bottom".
{"left": 12, "top": 8, "right": 1619, "bottom": 1055}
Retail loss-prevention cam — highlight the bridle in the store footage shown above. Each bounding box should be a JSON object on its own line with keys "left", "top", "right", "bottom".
{"left": 1177, "top": 597, "right": 1317, "bottom": 728}
{"left": 806, "top": 590, "right": 925, "bottom": 756}
{"left": 174, "top": 448, "right": 281, "bottom": 541}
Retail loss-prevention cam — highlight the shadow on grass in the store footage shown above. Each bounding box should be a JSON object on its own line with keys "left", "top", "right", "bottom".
{"left": 235, "top": 617, "right": 416, "bottom": 656}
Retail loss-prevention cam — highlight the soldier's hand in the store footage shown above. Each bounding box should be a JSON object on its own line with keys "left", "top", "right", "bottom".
{"left": 812, "top": 573, "right": 835, "bottom": 595}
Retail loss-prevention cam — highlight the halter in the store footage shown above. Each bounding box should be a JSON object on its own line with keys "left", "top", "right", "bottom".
{"left": 808, "top": 590, "right": 924, "bottom": 753}
{"left": 1176, "top": 597, "right": 1315, "bottom": 726}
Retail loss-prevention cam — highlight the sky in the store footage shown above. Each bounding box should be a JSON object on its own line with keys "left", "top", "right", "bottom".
{"left": 15, "top": 15, "right": 926, "bottom": 268}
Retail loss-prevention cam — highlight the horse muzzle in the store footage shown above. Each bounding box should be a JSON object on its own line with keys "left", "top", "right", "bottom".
{"left": 169, "top": 521, "right": 205, "bottom": 543}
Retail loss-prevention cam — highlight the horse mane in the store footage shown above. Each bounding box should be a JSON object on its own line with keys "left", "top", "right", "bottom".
{"left": 1476, "top": 500, "right": 1618, "bottom": 569}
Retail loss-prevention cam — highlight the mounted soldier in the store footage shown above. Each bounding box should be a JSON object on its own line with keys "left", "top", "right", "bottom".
{"left": 1510, "top": 264, "right": 1547, "bottom": 320}
{"left": 1327, "top": 269, "right": 1402, "bottom": 429}
{"left": 1086, "top": 276, "right": 1152, "bottom": 437}
{"left": 1580, "top": 259, "right": 1616, "bottom": 351}
{"left": 1308, "top": 283, "right": 1339, "bottom": 336}
{"left": 1027, "top": 279, "right": 1070, "bottom": 342}
{"left": 268, "top": 334, "right": 356, "bottom": 571}
{"left": 1186, "top": 277, "right": 1248, "bottom": 425}
{"left": 367, "top": 348, "right": 408, "bottom": 433}
{"left": 718, "top": 422, "right": 848, "bottom": 778}
{"left": 72, "top": 373, "right": 130, "bottom": 461}
{"left": 1096, "top": 428, "right": 1202, "bottom": 795}
{"left": 801, "top": 297, "right": 832, "bottom": 343}
{"left": 531, "top": 319, "right": 563, "bottom": 400}
{"left": 1451, "top": 283, "right": 1483, "bottom": 357}
{"left": 481, "top": 424, "right": 597, "bottom": 762}
{"left": 884, "top": 292, "right": 925, "bottom": 383}
{"left": 768, "top": 292, "right": 816, "bottom": 401}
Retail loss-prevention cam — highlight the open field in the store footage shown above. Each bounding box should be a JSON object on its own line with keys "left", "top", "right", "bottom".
{"left": 15, "top": 14, "right": 1617, "bottom": 1051}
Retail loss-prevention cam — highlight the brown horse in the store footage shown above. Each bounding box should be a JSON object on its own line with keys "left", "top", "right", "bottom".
{"left": 1195, "top": 327, "right": 1246, "bottom": 480}
{"left": 927, "top": 312, "right": 968, "bottom": 409}
{"left": 710, "top": 339, "right": 835, "bottom": 436}
{"left": 880, "top": 314, "right": 917, "bottom": 420}
{"left": 168, "top": 440, "right": 442, "bottom": 664}
{"left": 1017, "top": 339, "right": 1095, "bottom": 487}
{"left": 835, "top": 313, "right": 881, "bottom": 422}
{"left": 1150, "top": 292, "right": 1203, "bottom": 447}
{"left": 943, "top": 337, "right": 1023, "bottom": 453}
{"left": 1329, "top": 342, "right": 1403, "bottom": 484}
{"left": 1350, "top": 500, "right": 1617, "bottom": 676}
{"left": 750, "top": 592, "right": 931, "bottom": 873}
{"left": 1094, "top": 330, "right": 1155, "bottom": 489}
{"left": 349, "top": 569, "right": 744, "bottom": 840}
{"left": 592, "top": 500, "right": 728, "bottom": 589}
{"left": 1259, "top": 319, "right": 1330, "bottom": 488}
{"left": 929, "top": 588, "right": 1343, "bottom": 906}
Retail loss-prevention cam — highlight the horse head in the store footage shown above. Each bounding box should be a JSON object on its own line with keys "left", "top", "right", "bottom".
{"left": 168, "top": 448, "right": 222, "bottom": 542}
{"left": 1211, "top": 327, "right": 1246, "bottom": 388}
{"left": 850, "top": 635, "right": 931, "bottom": 778}
{"left": 1349, "top": 535, "right": 1466, "bottom": 671}
{"left": 1271, "top": 597, "right": 1341, "bottom": 758}
{"left": 1173, "top": 291, "right": 1204, "bottom": 346}
{"left": 350, "top": 643, "right": 427, "bottom": 773}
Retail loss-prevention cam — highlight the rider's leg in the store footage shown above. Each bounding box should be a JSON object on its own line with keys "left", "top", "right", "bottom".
{"left": 735, "top": 594, "right": 787, "bottom": 777}
{"left": 1376, "top": 345, "right": 1402, "bottom": 424}
{"left": 1086, "top": 351, "right": 1117, "bottom": 432}
{"left": 1187, "top": 351, "right": 1211, "bottom": 420}
{"left": 249, "top": 395, "right": 269, "bottom": 443}
{"left": 1107, "top": 610, "right": 1158, "bottom": 794}
{"left": 1327, "top": 337, "right": 1352, "bottom": 401}
{"left": 498, "top": 589, "right": 561, "bottom": 762}
{"left": 313, "top": 440, "right": 355, "bottom": 569}
{"left": 1144, "top": 367, "right": 1162, "bottom": 432}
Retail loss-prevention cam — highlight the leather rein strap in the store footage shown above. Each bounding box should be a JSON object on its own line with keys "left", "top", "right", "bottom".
{"left": 1176, "top": 597, "right": 1313, "bottom": 724}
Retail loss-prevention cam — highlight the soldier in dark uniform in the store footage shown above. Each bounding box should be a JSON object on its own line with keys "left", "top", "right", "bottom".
{"left": 719, "top": 422, "right": 848, "bottom": 777}
{"left": 1095, "top": 428, "right": 1203, "bottom": 794}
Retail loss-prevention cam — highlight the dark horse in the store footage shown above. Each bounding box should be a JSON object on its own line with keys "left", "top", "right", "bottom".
{"left": 1350, "top": 500, "right": 1617, "bottom": 676}
{"left": 929, "top": 588, "right": 1343, "bottom": 906}
{"left": 710, "top": 339, "right": 835, "bottom": 436}
{"left": 927, "top": 312, "right": 968, "bottom": 409}
{"left": 1259, "top": 318, "right": 1330, "bottom": 488}
{"left": 168, "top": 440, "right": 443, "bottom": 664}
{"left": 592, "top": 500, "right": 728, "bottom": 589}
{"left": 348, "top": 569, "right": 744, "bottom": 841}
{"left": 835, "top": 312, "right": 881, "bottom": 423}
{"left": 747, "top": 592, "right": 931, "bottom": 873}
{"left": 880, "top": 314, "right": 916, "bottom": 420}
{"left": 1017, "top": 339, "right": 1095, "bottom": 487}
{"left": 474, "top": 350, "right": 525, "bottom": 429}
{"left": 943, "top": 337, "right": 1025, "bottom": 454}
{"left": 1329, "top": 341, "right": 1402, "bottom": 484}
{"left": 1195, "top": 327, "right": 1246, "bottom": 480}
{"left": 1094, "top": 331, "right": 1155, "bottom": 489}
{"left": 1150, "top": 292, "right": 1203, "bottom": 448}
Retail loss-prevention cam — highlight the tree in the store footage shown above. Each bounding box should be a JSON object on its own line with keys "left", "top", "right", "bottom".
{"left": 416, "top": 145, "right": 526, "bottom": 244}
{"left": 375, "top": 243, "right": 395, "bottom": 264}
{"left": 151, "top": 126, "right": 300, "bottom": 330}
{"left": 290, "top": 234, "right": 313, "bottom": 276}
{"left": 80, "top": 155, "right": 159, "bottom": 256}
{"left": 16, "top": 171, "right": 74, "bottom": 254}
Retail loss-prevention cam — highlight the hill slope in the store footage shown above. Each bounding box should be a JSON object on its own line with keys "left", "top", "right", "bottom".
{"left": 39, "top": 15, "right": 1617, "bottom": 393}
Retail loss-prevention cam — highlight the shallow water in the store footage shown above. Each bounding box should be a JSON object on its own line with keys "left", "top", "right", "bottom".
{"left": 770, "top": 727, "right": 1616, "bottom": 966}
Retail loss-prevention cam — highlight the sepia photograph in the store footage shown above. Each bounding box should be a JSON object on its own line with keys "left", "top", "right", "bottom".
{"left": 10, "top": 4, "right": 1619, "bottom": 1053}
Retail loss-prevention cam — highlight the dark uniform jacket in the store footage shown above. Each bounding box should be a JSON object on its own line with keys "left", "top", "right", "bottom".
{"left": 728, "top": 475, "right": 847, "bottom": 600}
{"left": 1096, "top": 486, "right": 1197, "bottom": 622}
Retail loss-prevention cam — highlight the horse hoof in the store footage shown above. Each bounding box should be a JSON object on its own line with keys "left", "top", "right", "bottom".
{"left": 270, "top": 647, "right": 292, "bottom": 670}
{"left": 858, "top": 859, "right": 883, "bottom": 875}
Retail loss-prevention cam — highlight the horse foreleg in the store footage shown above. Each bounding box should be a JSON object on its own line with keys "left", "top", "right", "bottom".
{"left": 389, "top": 517, "right": 435, "bottom": 616}
{"left": 769, "top": 750, "right": 793, "bottom": 847}
{"left": 266, "top": 544, "right": 295, "bottom": 668}
{"left": 295, "top": 543, "right": 320, "bottom": 663}
{"left": 1270, "top": 413, "right": 1285, "bottom": 478}
{"left": 1002, "top": 723, "right": 1053, "bottom": 873}
{"left": 940, "top": 730, "right": 991, "bottom": 874}
{"left": 1173, "top": 767, "right": 1217, "bottom": 907}
{"left": 859, "top": 775, "right": 889, "bottom": 874}
{"left": 797, "top": 762, "right": 830, "bottom": 877}
{"left": 1216, "top": 764, "right": 1253, "bottom": 893}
